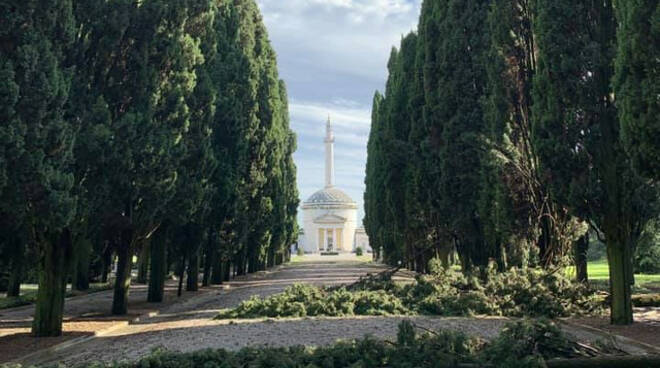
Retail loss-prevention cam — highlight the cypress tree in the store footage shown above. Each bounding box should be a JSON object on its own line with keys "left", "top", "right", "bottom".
{"left": 532, "top": 0, "right": 657, "bottom": 325}
{"left": 364, "top": 92, "right": 387, "bottom": 262}
{"left": 425, "top": 0, "right": 492, "bottom": 269}
{"left": 0, "top": 0, "right": 77, "bottom": 336}
{"left": 613, "top": 0, "right": 660, "bottom": 180}
{"left": 72, "top": 0, "right": 211, "bottom": 314}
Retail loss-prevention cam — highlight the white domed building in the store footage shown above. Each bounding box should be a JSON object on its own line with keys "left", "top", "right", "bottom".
{"left": 299, "top": 118, "right": 367, "bottom": 253}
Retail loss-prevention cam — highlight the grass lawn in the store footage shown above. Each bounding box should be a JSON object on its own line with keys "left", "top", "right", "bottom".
{"left": 585, "top": 260, "right": 660, "bottom": 282}
{"left": 0, "top": 282, "right": 112, "bottom": 309}
{"left": 565, "top": 260, "right": 660, "bottom": 293}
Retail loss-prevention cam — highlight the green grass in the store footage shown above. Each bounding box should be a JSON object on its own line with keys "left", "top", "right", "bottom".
{"left": 0, "top": 283, "right": 112, "bottom": 309}
{"left": 565, "top": 260, "right": 660, "bottom": 293}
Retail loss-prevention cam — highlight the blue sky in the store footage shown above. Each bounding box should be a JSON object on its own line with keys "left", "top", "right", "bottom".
{"left": 257, "top": 0, "right": 422, "bottom": 223}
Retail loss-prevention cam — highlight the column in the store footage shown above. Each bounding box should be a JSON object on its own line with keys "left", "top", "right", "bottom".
{"left": 323, "top": 228, "right": 327, "bottom": 251}
{"left": 333, "top": 228, "right": 338, "bottom": 251}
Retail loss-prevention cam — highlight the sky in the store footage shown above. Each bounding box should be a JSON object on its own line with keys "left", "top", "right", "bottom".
{"left": 256, "top": 0, "right": 422, "bottom": 224}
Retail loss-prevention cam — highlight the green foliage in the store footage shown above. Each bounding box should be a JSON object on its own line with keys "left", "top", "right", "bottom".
{"left": 0, "top": 0, "right": 297, "bottom": 331}
{"left": 614, "top": 0, "right": 660, "bottom": 180}
{"left": 532, "top": 0, "right": 658, "bottom": 325}
{"left": 0, "top": 0, "right": 77, "bottom": 336}
{"left": 635, "top": 219, "right": 660, "bottom": 274}
{"left": 355, "top": 247, "right": 364, "bottom": 256}
{"left": 481, "top": 319, "right": 620, "bottom": 367}
{"left": 218, "top": 267, "right": 600, "bottom": 320}
{"left": 217, "top": 284, "right": 409, "bottom": 319}
{"left": 409, "top": 267, "right": 601, "bottom": 318}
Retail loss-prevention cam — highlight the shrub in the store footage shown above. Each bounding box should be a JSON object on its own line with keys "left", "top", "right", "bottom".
{"left": 296, "top": 247, "right": 304, "bottom": 256}
{"left": 355, "top": 246, "right": 363, "bottom": 256}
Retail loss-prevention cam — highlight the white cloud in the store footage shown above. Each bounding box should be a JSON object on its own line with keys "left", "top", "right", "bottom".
{"left": 258, "top": 0, "right": 421, "bottom": 83}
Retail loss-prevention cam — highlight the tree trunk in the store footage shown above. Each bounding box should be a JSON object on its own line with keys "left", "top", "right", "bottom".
{"left": 148, "top": 228, "right": 167, "bottom": 303}
{"left": 210, "top": 254, "right": 223, "bottom": 285}
{"left": 136, "top": 238, "right": 150, "bottom": 284}
{"left": 7, "top": 243, "right": 25, "bottom": 297}
{"left": 575, "top": 232, "right": 589, "bottom": 283}
{"left": 32, "top": 229, "right": 72, "bottom": 337}
{"left": 101, "top": 245, "right": 111, "bottom": 284}
{"left": 186, "top": 248, "right": 199, "bottom": 292}
{"left": 202, "top": 230, "right": 214, "bottom": 287}
{"left": 236, "top": 249, "right": 246, "bottom": 276}
{"left": 247, "top": 248, "right": 258, "bottom": 274}
{"left": 177, "top": 253, "right": 186, "bottom": 297}
{"left": 267, "top": 246, "right": 275, "bottom": 268}
{"left": 73, "top": 238, "right": 91, "bottom": 291}
{"left": 606, "top": 236, "right": 634, "bottom": 325}
{"left": 111, "top": 229, "right": 133, "bottom": 315}
{"left": 223, "top": 260, "right": 231, "bottom": 281}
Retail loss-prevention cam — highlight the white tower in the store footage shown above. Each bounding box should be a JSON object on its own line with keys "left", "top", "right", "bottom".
{"left": 300, "top": 115, "right": 359, "bottom": 254}
{"left": 324, "top": 116, "right": 335, "bottom": 188}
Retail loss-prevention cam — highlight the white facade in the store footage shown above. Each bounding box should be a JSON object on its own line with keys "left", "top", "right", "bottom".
{"left": 300, "top": 117, "right": 363, "bottom": 253}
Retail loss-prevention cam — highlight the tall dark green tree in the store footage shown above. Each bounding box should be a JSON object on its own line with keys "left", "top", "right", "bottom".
{"left": 426, "top": 0, "right": 492, "bottom": 269}
{"left": 482, "top": 0, "right": 584, "bottom": 270}
{"left": 532, "top": 0, "right": 656, "bottom": 325}
{"left": 613, "top": 0, "right": 660, "bottom": 180}
{"left": 73, "top": 0, "right": 210, "bottom": 314}
{"left": 364, "top": 91, "right": 387, "bottom": 261}
{"left": 0, "top": 0, "right": 77, "bottom": 336}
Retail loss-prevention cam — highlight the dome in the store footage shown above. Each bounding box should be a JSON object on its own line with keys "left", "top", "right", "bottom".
{"left": 303, "top": 186, "right": 357, "bottom": 208}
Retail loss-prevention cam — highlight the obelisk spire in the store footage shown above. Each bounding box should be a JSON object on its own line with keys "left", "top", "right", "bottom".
{"left": 324, "top": 115, "right": 335, "bottom": 188}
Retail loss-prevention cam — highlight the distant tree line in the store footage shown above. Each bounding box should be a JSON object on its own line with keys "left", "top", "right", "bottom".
{"left": 364, "top": 0, "right": 659, "bottom": 325}
{"left": 0, "top": 0, "right": 299, "bottom": 336}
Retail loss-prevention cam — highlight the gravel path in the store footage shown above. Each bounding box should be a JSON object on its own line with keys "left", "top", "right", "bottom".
{"left": 46, "top": 316, "right": 511, "bottom": 365}
{"left": 28, "top": 259, "right": 405, "bottom": 365}
{"left": 16, "top": 257, "right": 659, "bottom": 366}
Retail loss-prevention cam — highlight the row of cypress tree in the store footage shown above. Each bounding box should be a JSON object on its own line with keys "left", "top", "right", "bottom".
{"left": 0, "top": 0, "right": 298, "bottom": 336}
{"left": 364, "top": 0, "right": 658, "bottom": 325}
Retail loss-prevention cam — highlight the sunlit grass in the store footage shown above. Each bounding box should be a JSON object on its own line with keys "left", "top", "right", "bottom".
{"left": 564, "top": 260, "right": 660, "bottom": 294}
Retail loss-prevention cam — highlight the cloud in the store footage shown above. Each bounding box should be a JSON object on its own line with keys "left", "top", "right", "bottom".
{"left": 259, "top": 0, "right": 422, "bottom": 103}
